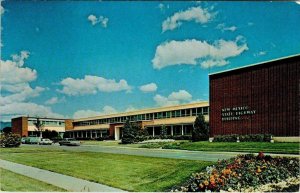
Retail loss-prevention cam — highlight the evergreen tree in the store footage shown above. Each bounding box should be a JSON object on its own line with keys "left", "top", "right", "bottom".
{"left": 192, "top": 115, "right": 209, "bottom": 142}
{"left": 160, "top": 125, "right": 167, "bottom": 139}
{"left": 34, "top": 117, "right": 44, "bottom": 138}
{"left": 2, "top": 127, "right": 12, "bottom": 134}
{"left": 121, "top": 119, "right": 139, "bottom": 144}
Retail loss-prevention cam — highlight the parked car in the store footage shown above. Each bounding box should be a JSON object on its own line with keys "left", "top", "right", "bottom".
{"left": 21, "top": 137, "right": 27, "bottom": 144}
{"left": 26, "top": 136, "right": 41, "bottom": 144}
{"left": 59, "top": 138, "right": 80, "bottom": 146}
{"left": 39, "top": 138, "right": 53, "bottom": 145}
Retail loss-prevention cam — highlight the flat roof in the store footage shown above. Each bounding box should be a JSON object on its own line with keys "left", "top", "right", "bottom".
{"left": 209, "top": 53, "right": 300, "bottom": 76}
{"left": 12, "top": 116, "right": 67, "bottom": 121}
{"left": 74, "top": 101, "right": 209, "bottom": 122}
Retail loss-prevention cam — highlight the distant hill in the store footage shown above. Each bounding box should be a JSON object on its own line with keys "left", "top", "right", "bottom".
{"left": 0, "top": 122, "right": 11, "bottom": 130}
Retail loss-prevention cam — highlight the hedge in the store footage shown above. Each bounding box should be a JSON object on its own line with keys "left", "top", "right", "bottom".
{"left": 213, "top": 134, "right": 272, "bottom": 142}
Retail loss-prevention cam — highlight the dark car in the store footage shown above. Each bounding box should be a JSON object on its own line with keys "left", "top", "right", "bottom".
{"left": 58, "top": 138, "right": 80, "bottom": 146}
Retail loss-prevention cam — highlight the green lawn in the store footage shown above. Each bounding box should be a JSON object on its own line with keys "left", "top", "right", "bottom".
{"left": 0, "top": 146, "right": 212, "bottom": 192}
{"left": 139, "top": 141, "right": 300, "bottom": 154}
{"left": 0, "top": 168, "right": 67, "bottom": 192}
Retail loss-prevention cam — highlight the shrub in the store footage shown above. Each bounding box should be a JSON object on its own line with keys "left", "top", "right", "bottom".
{"left": 2, "top": 127, "right": 12, "bottom": 134}
{"left": 213, "top": 134, "right": 238, "bottom": 142}
{"left": 96, "top": 136, "right": 113, "bottom": 141}
{"left": 213, "top": 134, "right": 272, "bottom": 142}
{"left": 173, "top": 135, "right": 192, "bottom": 140}
{"left": 192, "top": 115, "right": 209, "bottom": 142}
{"left": 0, "top": 133, "right": 21, "bottom": 148}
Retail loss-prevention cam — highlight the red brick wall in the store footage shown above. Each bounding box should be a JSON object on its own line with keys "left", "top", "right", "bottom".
{"left": 12, "top": 117, "right": 28, "bottom": 137}
{"left": 209, "top": 56, "right": 299, "bottom": 137}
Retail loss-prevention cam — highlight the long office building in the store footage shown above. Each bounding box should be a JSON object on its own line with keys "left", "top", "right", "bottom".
{"left": 11, "top": 117, "right": 73, "bottom": 137}
{"left": 11, "top": 54, "right": 299, "bottom": 140}
{"left": 12, "top": 102, "right": 209, "bottom": 140}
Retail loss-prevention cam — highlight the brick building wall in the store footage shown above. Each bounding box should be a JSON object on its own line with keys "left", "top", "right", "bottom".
{"left": 209, "top": 55, "right": 299, "bottom": 137}
{"left": 12, "top": 117, "right": 28, "bottom": 137}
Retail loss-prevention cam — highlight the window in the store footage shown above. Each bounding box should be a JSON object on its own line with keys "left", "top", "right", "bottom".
{"left": 186, "top": 109, "right": 191, "bottom": 116}
{"left": 203, "top": 107, "right": 209, "bottom": 115}
{"left": 166, "top": 111, "right": 171, "bottom": 118}
{"left": 196, "top": 107, "right": 202, "bottom": 115}
{"left": 181, "top": 110, "right": 186, "bottom": 117}
{"left": 171, "top": 111, "right": 176, "bottom": 117}
{"left": 192, "top": 108, "right": 197, "bottom": 116}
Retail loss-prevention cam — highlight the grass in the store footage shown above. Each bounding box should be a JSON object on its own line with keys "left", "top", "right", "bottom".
{"left": 80, "top": 140, "right": 141, "bottom": 147}
{"left": 0, "top": 146, "right": 212, "bottom": 192}
{"left": 0, "top": 168, "right": 67, "bottom": 192}
{"left": 139, "top": 141, "right": 300, "bottom": 154}
{"left": 80, "top": 140, "right": 121, "bottom": 146}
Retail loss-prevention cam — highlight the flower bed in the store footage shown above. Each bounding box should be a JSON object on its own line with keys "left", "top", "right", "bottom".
{"left": 173, "top": 153, "right": 299, "bottom": 192}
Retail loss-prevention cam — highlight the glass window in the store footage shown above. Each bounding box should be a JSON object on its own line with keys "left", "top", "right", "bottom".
{"left": 196, "top": 107, "right": 202, "bottom": 115}
{"left": 186, "top": 109, "right": 191, "bottom": 116}
{"left": 166, "top": 111, "right": 171, "bottom": 118}
{"left": 203, "top": 107, "right": 208, "bottom": 115}
{"left": 181, "top": 110, "right": 186, "bottom": 117}
{"left": 171, "top": 111, "right": 176, "bottom": 117}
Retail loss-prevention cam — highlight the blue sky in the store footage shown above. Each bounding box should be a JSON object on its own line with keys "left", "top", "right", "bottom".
{"left": 1, "top": 1, "right": 300, "bottom": 121}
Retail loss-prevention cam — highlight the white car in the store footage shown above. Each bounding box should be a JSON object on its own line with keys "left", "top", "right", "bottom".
{"left": 39, "top": 138, "right": 53, "bottom": 145}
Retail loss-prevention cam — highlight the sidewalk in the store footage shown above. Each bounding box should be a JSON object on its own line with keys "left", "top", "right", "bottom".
{"left": 0, "top": 159, "right": 125, "bottom": 192}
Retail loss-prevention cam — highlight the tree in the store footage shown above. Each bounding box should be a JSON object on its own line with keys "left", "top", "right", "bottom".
{"left": 121, "top": 120, "right": 139, "bottom": 144}
{"left": 42, "top": 129, "right": 59, "bottom": 139}
{"left": 192, "top": 114, "right": 209, "bottom": 142}
{"left": 2, "top": 127, "right": 12, "bottom": 134}
{"left": 34, "top": 118, "right": 44, "bottom": 138}
{"left": 0, "top": 133, "right": 21, "bottom": 148}
{"left": 160, "top": 125, "right": 167, "bottom": 139}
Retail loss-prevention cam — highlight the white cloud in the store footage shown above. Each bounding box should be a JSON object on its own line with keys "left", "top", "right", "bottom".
{"left": 0, "top": 86, "right": 45, "bottom": 105}
{"left": 153, "top": 90, "right": 192, "bottom": 107}
{"left": 0, "top": 51, "right": 64, "bottom": 121}
{"left": 139, "top": 83, "right": 158, "bottom": 93}
{"left": 125, "top": 106, "right": 137, "bottom": 112}
{"left": 162, "top": 6, "right": 214, "bottom": 32}
{"left": 158, "top": 3, "right": 169, "bottom": 12}
{"left": 58, "top": 75, "right": 132, "bottom": 96}
{"left": 73, "top": 105, "right": 117, "bottom": 119}
{"left": 0, "top": 52, "right": 36, "bottom": 86}
{"left": 45, "top": 96, "right": 66, "bottom": 105}
{"left": 88, "top": 14, "right": 109, "bottom": 28}
{"left": 216, "top": 23, "right": 237, "bottom": 32}
{"left": 168, "top": 90, "right": 192, "bottom": 101}
{"left": 152, "top": 37, "right": 248, "bottom": 69}
{"left": 11, "top": 51, "right": 30, "bottom": 67}
{"left": 254, "top": 51, "right": 267, "bottom": 57}
{"left": 0, "top": 0, "right": 4, "bottom": 15}
{"left": 0, "top": 51, "right": 40, "bottom": 96}
{"left": 1, "top": 102, "right": 64, "bottom": 119}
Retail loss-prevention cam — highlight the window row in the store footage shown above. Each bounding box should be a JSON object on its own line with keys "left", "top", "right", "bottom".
{"left": 28, "top": 120, "right": 65, "bottom": 126}
{"left": 74, "top": 107, "right": 209, "bottom": 126}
